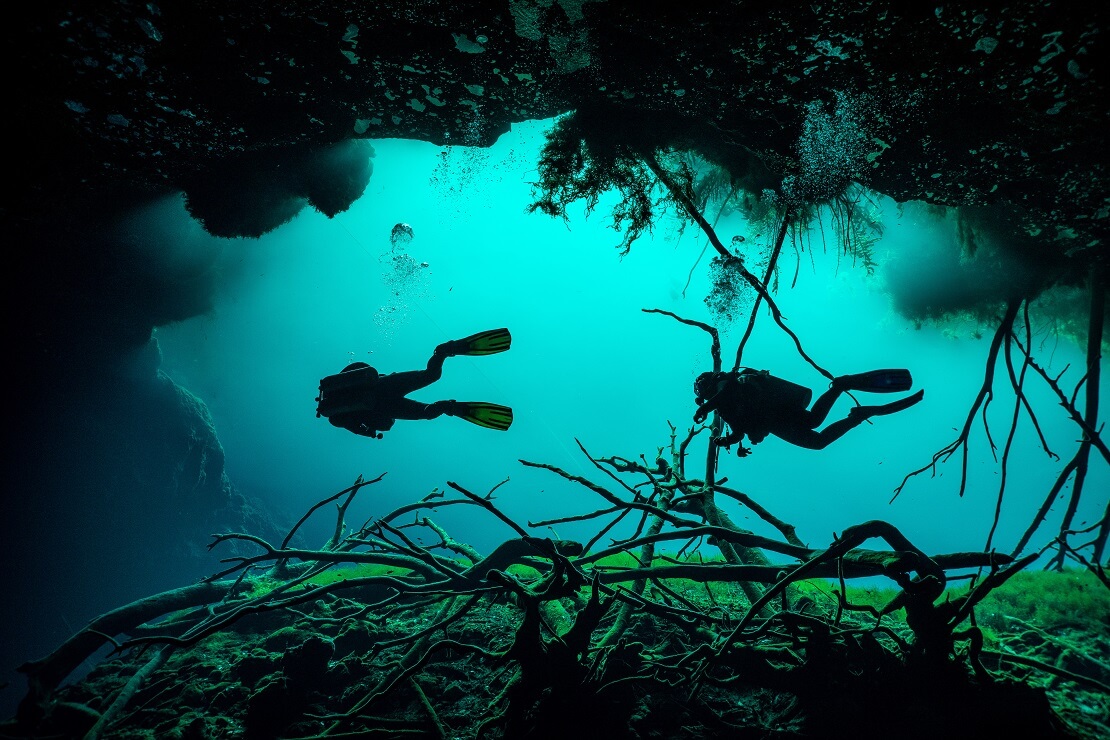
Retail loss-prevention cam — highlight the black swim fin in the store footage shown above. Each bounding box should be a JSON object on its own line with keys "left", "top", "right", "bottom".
{"left": 849, "top": 389, "right": 924, "bottom": 420}
{"left": 443, "top": 328, "right": 512, "bottom": 357}
{"left": 449, "top": 401, "right": 514, "bottom": 431}
{"left": 834, "top": 368, "right": 913, "bottom": 393}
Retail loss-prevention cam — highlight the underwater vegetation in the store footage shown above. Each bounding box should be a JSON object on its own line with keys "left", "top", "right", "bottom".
{"left": 4, "top": 455, "right": 1107, "bottom": 740}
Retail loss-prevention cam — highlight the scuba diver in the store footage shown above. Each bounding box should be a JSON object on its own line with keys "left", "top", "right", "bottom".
{"left": 315, "top": 328, "right": 513, "bottom": 439}
{"left": 693, "top": 367, "right": 924, "bottom": 455}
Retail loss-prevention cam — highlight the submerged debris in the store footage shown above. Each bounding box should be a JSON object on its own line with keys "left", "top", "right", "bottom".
{"left": 5, "top": 442, "right": 1106, "bottom": 739}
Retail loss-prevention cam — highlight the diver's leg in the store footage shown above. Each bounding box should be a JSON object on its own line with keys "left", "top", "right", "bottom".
{"left": 376, "top": 351, "right": 449, "bottom": 398}
{"left": 389, "top": 398, "right": 454, "bottom": 421}
{"left": 384, "top": 330, "right": 505, "bottom": 396}
{"left": 773, "top": 417, "right": 863, "bottom": 450}
{"left": 778, "top": 390, "right": 924, "bottom": 449}
{"left": 804, "top": 387, "right": 844, "bottom": 428}
{"left": 806, "top": 371, "right": 906, "bottom": 427}
{"left": 849, "top": 390, "right": 924, "bottom": 420}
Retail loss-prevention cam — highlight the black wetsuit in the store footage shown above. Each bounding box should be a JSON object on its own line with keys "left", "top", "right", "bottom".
{"left": 328, "top": 345, "right": 458, "bottom": 438}
{"left": 696, "top": 370, "right": 867, "bottom": 452}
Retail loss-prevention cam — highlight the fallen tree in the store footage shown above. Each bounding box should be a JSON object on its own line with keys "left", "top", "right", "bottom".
{"left": 6, "top": 437, "right": 1104, "bottom": 739}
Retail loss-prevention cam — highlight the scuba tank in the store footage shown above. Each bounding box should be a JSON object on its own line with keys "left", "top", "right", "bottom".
{"left": 736, "top": 368, "right": 813, "bottom": 412}
{"left": 696, "top": 368, "right": 813, "bottom": 415}
{"left": 316, "top": 362, "right": 380, "bottom": 418}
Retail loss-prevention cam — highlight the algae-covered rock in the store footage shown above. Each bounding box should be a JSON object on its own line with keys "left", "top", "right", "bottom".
{"left": 245, "top": 673, "right": 296, "bottom": 739}
{"left": 281, "top": 635, "right": 335, "bottom": 682}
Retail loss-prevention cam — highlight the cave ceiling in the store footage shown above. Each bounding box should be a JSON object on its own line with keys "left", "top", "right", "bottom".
{"left": 11, "top": 1, "right": 1108, "bottom": 257}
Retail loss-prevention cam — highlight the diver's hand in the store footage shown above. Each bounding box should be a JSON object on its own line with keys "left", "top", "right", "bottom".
{"left": 712, "top": 438, "right": 751, "bottom": 457}
{"left": 693, "top": 407, "right": 709, "bottom": 424}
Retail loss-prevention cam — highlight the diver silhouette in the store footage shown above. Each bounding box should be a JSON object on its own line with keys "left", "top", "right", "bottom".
{"left": 693, "top": 368, "right": 923, "bottom": 456}
{"left": 315, "top": 328, "right": 513, "bottom": 439}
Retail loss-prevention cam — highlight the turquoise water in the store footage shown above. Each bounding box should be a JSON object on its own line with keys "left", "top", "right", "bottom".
{"left": 152, "top": 118, "right": 1106, "bottom": 565}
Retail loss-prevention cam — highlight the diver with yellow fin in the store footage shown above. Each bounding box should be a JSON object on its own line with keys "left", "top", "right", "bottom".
{"left": 316, "top": 328, "right": 513, "bottom": 439}
{"left": 693, "top": 368, "right": 923, "bottom": 455}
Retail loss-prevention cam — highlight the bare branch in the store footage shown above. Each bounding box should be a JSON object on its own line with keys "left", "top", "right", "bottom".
{"left": 894, "top": 300, "right": 1020, "bottom": 501}
{"left": 643, "top": 151, "right": 830, "bottom": 380}
{"left": 446, "top": 481, "right": 530, "bottom": 538}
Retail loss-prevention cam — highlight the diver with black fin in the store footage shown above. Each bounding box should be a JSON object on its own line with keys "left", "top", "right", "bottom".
{"left": 315, "top": 328, "right": 513, "bottom": 439}
{"left": 693, "top": 367, "right": 923, "bottom": 455}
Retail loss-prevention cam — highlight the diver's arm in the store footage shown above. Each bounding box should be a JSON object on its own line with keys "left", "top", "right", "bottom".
{"left": 693, "top": 394, "right": 723, "bottom": 424}
{"left": 714, "top": 429, "right": 753, "bottom": 457}
{"left": 694, "top": 370, "right": 745, "bottom": 423}
{"left": 715, "top": 429, "right": 744, "bottom": 447}
{"left": 332, "top": 414, "right": 385, "bottom": 439}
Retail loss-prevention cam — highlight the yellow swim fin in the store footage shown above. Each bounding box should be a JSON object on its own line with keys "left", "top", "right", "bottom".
{"left": 451, "top": 402, "right": 513, "bottom": 431}
{"left": 454, "top": 327, "right": 511, "bottom": 356}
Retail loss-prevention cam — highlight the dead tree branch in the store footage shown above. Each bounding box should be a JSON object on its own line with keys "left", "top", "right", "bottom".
{"left": 894, "top": 299, "right": 1021, "bottom": 501}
